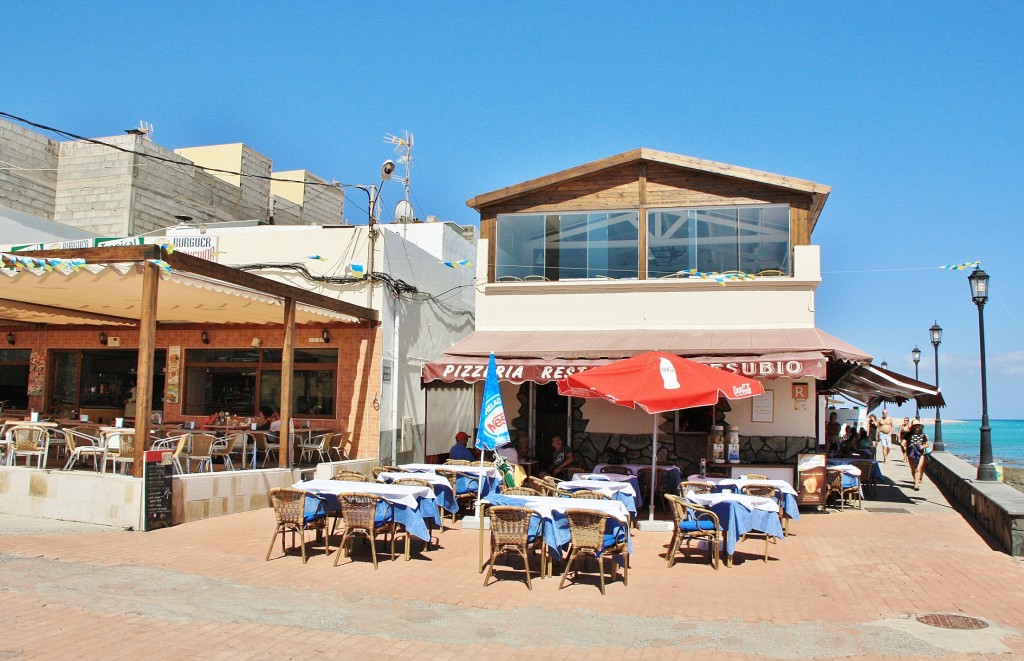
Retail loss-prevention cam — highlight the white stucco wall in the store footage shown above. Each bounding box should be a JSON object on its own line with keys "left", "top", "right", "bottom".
{"left": 475, "top": 243, "right": 821, "bottom": 331}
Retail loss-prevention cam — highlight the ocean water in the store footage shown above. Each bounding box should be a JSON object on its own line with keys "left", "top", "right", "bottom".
{"left": 933, "top": 419, "right": 1024, "bottom": 467}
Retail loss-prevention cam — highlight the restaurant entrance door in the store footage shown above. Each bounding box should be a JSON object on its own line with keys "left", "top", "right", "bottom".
{"left": 534, "top": 381, "right": 568, "bottom": 470}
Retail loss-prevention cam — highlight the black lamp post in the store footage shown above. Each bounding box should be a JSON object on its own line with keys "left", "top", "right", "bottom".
{"left": 968, "top": 268, "right": 996, "bottom": 481}
{"left": 929, "top": 323, "right": 944, "bottom": 451}
{"left": 912, "top": 346, "right": 921, "bottom": 419}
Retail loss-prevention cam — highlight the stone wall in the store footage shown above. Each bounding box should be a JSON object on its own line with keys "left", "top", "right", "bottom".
{"left": 926, "top": 452, "right": 1024, "bottom": 556}
{"left": 172, "top": 468, "right": 297, "bottom": 524}
{"left": 0, "top": 466, "right": 142, "bottom": 528}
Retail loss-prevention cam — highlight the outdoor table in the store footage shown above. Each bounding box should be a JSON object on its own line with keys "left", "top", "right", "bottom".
{"left": 710, "top": 478, "right": 800, "bottom": 522}
{"left": 399, "top": 463, "right": 502, "bottom": 497}
{"left": 295, "top": 479, "right": 440, "bottom": 542}
{"left": 592, "top": 463, "right": 683, "bottom": 494}
{"left": 378, "top": 471, "right": 458, "bottom": 514}
{"left": 576, "top": 472, "right": 643, "bottom": 507}
{"left": 480, "top": 493, "right": 632, "bottom": 561}
{"left": 557, "top": 478, "right": 638, "bottom": 517}
{"left": 828, "top": 457, "right": 883, "bottom": 482}
{"left": 685, "top": 491, "right": 784, "bottom": 564}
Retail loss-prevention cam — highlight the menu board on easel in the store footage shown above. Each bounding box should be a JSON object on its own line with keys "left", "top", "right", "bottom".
{"left": 796, "top": 453, "right": 826, "bottom": 508}
{"left": 144, "top": 450, "right": 173, "bottom": 530}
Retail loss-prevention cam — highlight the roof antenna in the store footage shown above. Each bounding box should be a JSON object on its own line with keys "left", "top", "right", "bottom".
{"left": 385, "top": 131, "right": 415, "bottom": 223}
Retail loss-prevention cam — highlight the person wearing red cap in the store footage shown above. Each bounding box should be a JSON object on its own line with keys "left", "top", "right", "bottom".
{"left": 449, "top": 431, "right": 475, "bottom": 461}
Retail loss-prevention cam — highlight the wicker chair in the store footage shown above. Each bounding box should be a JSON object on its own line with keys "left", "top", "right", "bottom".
{"left": 638, "top": 467, "right": 672, "bottom": 511}
{"left": 332, "top": 493, "right": 401, "bottom": 569}
{"left": 61, "top": 427, "right": 105, "bottom": 471}
{"left": 599, "top": 465, "right": 631, "bottom": 475}
{"left": 500, "top": 486, "right": 539, "bottom": 496}
{"left": 333, "top": 468, "right": 371, "bottom": 482}
{"left": 525, "top": 476, "right": 557, "bottom": 496}
{"left": 372, "top": 465, "right": 405, "bottom": 479}
{"left": 254, "top": 432, "right": 280, "bottom": 468}
{"left": 437, "top": 468, "right": 478, "bottom": 514}
{"left": 329, "top": 431, "right": 350, "bottom": 461}
{"left": 571, "top": 489, "right": 610, "bottom": 500}
{"left": 665, "top": 494, "right": 721, "bottom": 570}
{"left": 8, "top": 425, "right": 50, "bottom": 468}
{"left": 210, "top": 434, "right": 238, "bottom": 471}
{"left": 739, "top": 484, "right": 781, "bottom": 561}
{"left": 557, "top": 509, "right": 629, "bottom": 595}
{"left": 185, "top": 433, "right": 217, "bottom": 473}
{"left": 826, "top": 469, "right": 861, "bottom": 511}
{"left": 483, "top": 506, "right": 544, "bottom": 590}
{"left": 444, "top": 459, "right": 472, "bottom": 466}
{"left": 679, "top": 480, "right": 715, "bottom": 496}
{"left": 850, "top": 459, "right": 875, "bottom": 499}
{"left": 265, "top": 487, "right": 329, "bottom": 564}
{"left": 101, "top": 430, "right": 136, "bottom": 475}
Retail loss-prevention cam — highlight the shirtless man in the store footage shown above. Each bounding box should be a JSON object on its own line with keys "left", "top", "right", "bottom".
{"left": 876, "top": 410, "right": 895, "bottom": 462}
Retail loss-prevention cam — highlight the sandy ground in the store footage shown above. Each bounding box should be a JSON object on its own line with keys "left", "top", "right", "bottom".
{"left": 1003, "top": 466, "right": 1024, "bottom": 493}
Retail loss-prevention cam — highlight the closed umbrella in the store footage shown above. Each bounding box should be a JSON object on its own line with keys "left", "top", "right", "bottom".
{"left": 557, "top": 351, "right": 764, "bottom": 520}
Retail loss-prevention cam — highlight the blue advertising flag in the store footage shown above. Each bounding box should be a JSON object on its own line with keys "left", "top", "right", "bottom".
{"left": 476, "top": 353, "right": 510, "bottom": 452}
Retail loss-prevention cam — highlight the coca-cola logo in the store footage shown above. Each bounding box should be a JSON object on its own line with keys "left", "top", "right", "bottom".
{"left": 732, "top": 383, "right": 753, "bottom": 396}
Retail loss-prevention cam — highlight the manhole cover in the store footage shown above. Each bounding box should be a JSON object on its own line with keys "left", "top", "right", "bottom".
{"left": 865, "top": 507, "right": 912, "bottom": 514}
{"left": 917, "top": 614, "right": 989, "bottom": 630}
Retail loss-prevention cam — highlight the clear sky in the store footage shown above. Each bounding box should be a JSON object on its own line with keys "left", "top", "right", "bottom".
{"left": 3, "top": 2, "right": 1022, "bottom": 420}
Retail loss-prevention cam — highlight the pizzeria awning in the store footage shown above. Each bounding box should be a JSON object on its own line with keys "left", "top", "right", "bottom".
{"left": 423, "top": 327, "right": 871, "bottom": 384}
{"left": 830, "top": 363, "right": 945, "bottom": 411}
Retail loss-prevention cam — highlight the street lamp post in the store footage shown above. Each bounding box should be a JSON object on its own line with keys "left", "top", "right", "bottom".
{"left": 968, "top": 268, "right": 997, "bottom": 481}
{"left": 929, "top": 323, "right": 944, "bottom": 452}
{"left": 912, "top": 346, "right": 921, "bottom": 420}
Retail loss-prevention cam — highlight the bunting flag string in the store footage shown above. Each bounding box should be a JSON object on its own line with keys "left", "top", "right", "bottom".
{"left": 2, "top": 253, "right": 87, "bottom": 272}
{"left": 147, "top": 259, "right": 173, "bottom": 274}
{"left": 443, "top": 259, "right": 473, "bottom": 269}
{"left": 939, "top": 261, "right": 980, "bottom": 271}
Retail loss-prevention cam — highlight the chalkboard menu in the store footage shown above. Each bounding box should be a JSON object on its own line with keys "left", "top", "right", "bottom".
{"left": 144, "top": 449, "right": 173, "bottom": 530}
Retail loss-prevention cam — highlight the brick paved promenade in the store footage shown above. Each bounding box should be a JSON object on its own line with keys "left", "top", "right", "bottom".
{"left": 1, "top": 455, "right": 1022, "bottom": 660}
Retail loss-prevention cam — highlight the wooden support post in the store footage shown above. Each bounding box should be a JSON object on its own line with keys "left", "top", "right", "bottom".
{"left": 132, "top": 261, "right": 159, "bottom": 477}
{"left": 279, "top": 296, "right": 296, "bottom": 468}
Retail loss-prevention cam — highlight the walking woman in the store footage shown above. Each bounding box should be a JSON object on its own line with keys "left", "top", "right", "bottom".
{"left": 906, "top": 421, "right": 931, "bottom": 490}
{"left": 867, "top": 414, "right": 879, "bottom": 460}
{"left": 898, "top": 417, "right": 912, "bottom": 460}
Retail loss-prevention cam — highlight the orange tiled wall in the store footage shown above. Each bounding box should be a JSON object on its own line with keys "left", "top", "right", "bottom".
{"left": 5, "top": 324, "right": 382, "bottom": 460}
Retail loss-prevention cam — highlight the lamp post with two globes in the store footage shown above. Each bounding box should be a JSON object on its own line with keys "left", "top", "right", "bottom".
{"left": 911, "top": 346, "right": 921, "bottom": 420}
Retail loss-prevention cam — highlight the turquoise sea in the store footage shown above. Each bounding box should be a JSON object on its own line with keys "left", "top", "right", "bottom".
{"left": 935, "top": 419, "right": 1024, "bottom": 467}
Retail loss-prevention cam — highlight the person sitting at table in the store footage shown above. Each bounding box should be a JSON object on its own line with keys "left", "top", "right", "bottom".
{"left": 254, "top": 406, "right": 272, "bottom": 431}
{"left": 201, "top": 412, "right": 220, "bottom": 429}
{"left": 449, "top": 431, "right": 475, "bottom": 461}
{"left": 855, "top": 427, "right": 874, "bottom": 456}
{"left": 268, "top": 409, "right": 282, "bottom": 433}
{"left": 545, "top": 435, "right": 577, "bottom": 479}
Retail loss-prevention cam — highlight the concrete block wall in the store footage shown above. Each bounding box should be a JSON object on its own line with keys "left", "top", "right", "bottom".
{"left": 0, "top": 467, "right": 143, "bottom": 529}
{"left": 3, "top": 120, "right": 337, "bottom": 235}
{"left": 54, "top": 137, "right": 137, "bottom": 236}
{"left": 172, "top": 468, "right": 296, "bottom": 524}
{"left": 0, "top": 118, "right": 59, "bottom": 219}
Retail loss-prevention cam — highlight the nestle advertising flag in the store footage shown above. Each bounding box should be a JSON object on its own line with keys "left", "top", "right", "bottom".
{"left": 476, "top": 353, "right": 511, "bottom": 452}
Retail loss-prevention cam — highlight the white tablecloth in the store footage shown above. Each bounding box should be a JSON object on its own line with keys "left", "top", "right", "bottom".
{"left": 578, "top": 473, "right": 637, "bottom": 484}
{"left": 687, "top": 492, "right": 780, "bottom": 513}
{"left": 827, "top": 464, "right": 862, "bottom": 477}
{"left": 717, "top": 478, "right": 798, "bottom": 496}
{"left": 400, "top": 463, "right": 501, "bottom": 479}
{"left": 295, "top": 479, "right": 432, "bottom": 509}
{"left": 558, "top": 479, "right": 637, "bottom": 499}
{"left": 495, "top": 494, "right": 631, "bottom": 523}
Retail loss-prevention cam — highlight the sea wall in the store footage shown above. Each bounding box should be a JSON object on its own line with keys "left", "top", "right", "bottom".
{"left": 927, "top": 452, "right": 1024, "bottom": 556}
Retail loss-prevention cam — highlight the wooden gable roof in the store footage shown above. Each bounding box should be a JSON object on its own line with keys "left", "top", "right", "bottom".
{"left": 467, "top": 148, "right": 832, "bottom": 231}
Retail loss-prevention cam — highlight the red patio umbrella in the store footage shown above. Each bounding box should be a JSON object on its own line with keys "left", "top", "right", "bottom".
{"left": 556, "top": 351, "right": 765, "bottom": 521}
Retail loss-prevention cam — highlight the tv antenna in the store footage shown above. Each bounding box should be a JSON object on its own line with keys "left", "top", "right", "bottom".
{"left": 384, "top": 131, "right": 415, "bottom": 222}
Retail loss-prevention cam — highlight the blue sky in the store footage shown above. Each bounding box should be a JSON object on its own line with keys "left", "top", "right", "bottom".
{"left": 3, "top": 2, "right": 1022, "bottom": 420}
